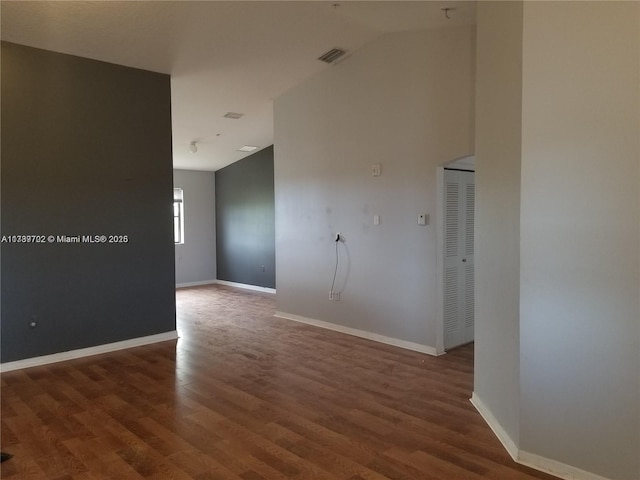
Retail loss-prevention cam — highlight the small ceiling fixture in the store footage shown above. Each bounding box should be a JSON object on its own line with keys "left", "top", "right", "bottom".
{"left": 318, "top": 48, "right": 347, "bottom": 64}
{"left": 237, "top": 145, "right": 259, "bottom": 153}
{"left": 224, "top": 112, "right": 244, "bottom": 119}
{"left": 189, "top": 141, "right": 198, "bottom": 154}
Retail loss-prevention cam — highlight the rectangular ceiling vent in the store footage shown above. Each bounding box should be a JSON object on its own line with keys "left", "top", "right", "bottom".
{"left": 237, "top": 145, "right": 259, "bottom": 153}
{"left": 223, "top": 112, "right": 244, "bottom": 119}
{"left": 318, "top": 48, "right": 347, "bottom": 64}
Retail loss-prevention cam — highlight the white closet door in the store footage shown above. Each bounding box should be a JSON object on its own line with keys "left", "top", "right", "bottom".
{"left": 443, "top": 169, "right": 475, "bottom": 350}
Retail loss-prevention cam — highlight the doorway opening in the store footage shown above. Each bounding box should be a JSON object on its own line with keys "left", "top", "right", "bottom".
{"left": 436, "top": 155, "right": 475, "bottom": 354}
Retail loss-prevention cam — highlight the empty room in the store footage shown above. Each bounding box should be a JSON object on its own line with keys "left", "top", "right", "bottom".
{"left": 1, "top": 2, "right": 638, "bottom": 480}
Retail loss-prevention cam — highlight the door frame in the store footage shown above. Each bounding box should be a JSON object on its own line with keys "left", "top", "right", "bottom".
{"left": 435, "top": 154, "right": 475, "bottom": 355}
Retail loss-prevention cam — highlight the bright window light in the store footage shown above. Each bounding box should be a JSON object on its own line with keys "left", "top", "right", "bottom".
{"left": 173, "top": 188, "right": 184, "bottom": 244}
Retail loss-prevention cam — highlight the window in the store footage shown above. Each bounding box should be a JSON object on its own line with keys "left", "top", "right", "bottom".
{"left": 173, "top": 188, "right": 184, "bottom": 244}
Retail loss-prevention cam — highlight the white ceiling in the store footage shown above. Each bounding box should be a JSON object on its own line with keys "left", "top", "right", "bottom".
{"left": 1, "top": 1, "right": 476, "bottom": 171}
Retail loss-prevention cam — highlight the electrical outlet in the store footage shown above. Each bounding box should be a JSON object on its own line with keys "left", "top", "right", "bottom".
{"left": 261, "top": 265, "right": 266, "bottom": 272}
{"left": 329, "top": 292, "right": 340, "bottom": 301}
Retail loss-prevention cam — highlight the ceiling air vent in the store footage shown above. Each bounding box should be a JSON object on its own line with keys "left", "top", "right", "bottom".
{"left": 318, "top": 48, "right": 347, "bottom": 64}
{"left": 224, "top": 112, "right": 244, "bottom": 119}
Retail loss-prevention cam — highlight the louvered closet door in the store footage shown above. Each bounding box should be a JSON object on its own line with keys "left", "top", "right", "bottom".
{"left": 443, "top": 169, "right": 475, "bottom": 350}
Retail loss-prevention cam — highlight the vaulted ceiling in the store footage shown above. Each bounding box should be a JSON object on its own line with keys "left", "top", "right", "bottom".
{"left": 1, "top": 1, "right": 476, "bottom": 171}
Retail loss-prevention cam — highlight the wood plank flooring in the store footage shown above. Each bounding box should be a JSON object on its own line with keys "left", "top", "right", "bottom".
{"left": 1, "top": 285, "right": 557, "bottom": 479}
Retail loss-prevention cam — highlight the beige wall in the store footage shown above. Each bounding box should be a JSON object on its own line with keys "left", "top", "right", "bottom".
{"left": 519, "top": 2, "right": 640, "bottom": 478}
{"left": 474, "top": 2, "right": 640, "bottom": 479}
{"left": 473, "top": 0, "right": 523, "bottom": 450}
{"left": 274, "top": 26, "right": 475, "bottom": 349}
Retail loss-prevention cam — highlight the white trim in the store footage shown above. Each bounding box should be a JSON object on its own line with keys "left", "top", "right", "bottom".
{"left": 216, "top": 280, "right": 276, "bottom": 294}
{"left": 0, "top": 331, "right": 179, "bottom": 373}
{"left": 443, "top": 153, "right": 476, "bottom": 170}
{"left": 274, "top": 311, "right": 439, "bottom": 356}
{"left": 470, "top": 392, "right": 612, "bottom": 480}
{"left": 175, "top": 280, "right": 276, "bottom": 294}
{"left": 176, "top": 279, "right": 218, "bottom": 288}
{"left": 517, "top": 451, "right": 612, "bottom": 480}
{"left": 435, "top": 166, "right": 446, "bottom": 355}
{"left": 470, "top": 392, "right": 519, "bottom": 461}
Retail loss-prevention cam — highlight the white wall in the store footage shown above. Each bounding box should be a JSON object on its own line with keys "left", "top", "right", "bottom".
{"left": 274, "top": 26, "right": 475, "bottom": 348}
{"left": 474, "top": 2, "right": 640, "bottom": 479}
{"left": 173, "top": 169, "right": 216, "bottom": 286}
{"left": 519, "top": 3, "right": 640, "bottom": 479}
{"left": 473, "top": 0, "right": 523, "bottom": 451}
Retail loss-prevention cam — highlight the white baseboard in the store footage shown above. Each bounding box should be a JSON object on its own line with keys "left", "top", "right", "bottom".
{"left": 517, "top": 451, "right": 612, "bottom": 480}
{"left": 470, "top": 392, "right": 519, "bottom": 461}
{"left": 176, "top": 279, "right": 276, "bottom": 294}
{"left": 176, "top": 279, "right": 218, "bottom": 288}
{"left": 0, "top": 331, "right": 179, "bottom": 373}
{"left": 274, "top": 311, "right": 438, "bottom": 356}
{"left": 470, "top": 392, "right": 612, "bottom": 480}
{"left": 216, "top": 280, "right": 276, "bottom": 294}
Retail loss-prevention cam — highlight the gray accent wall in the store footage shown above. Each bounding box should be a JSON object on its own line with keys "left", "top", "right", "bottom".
{"left": 215, "top": 146, "right": 275, "bottom": 288}
{"left": 174, "top": 169, "right": 216, "bottom": 285}
{"left": 1, "top": 42, "right": 176, "bottom": 363}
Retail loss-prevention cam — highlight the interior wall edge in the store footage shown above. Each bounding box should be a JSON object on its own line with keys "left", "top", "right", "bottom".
{"left": 469, "top": 392, "right": 519, "bottom": 461}
{"left": 471, "top": 392, "right": 615, "bottom": 480}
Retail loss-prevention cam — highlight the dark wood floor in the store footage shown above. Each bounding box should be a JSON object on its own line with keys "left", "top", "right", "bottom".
{"left": 1, "top": 285, "right": 556, "bottom": 480}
